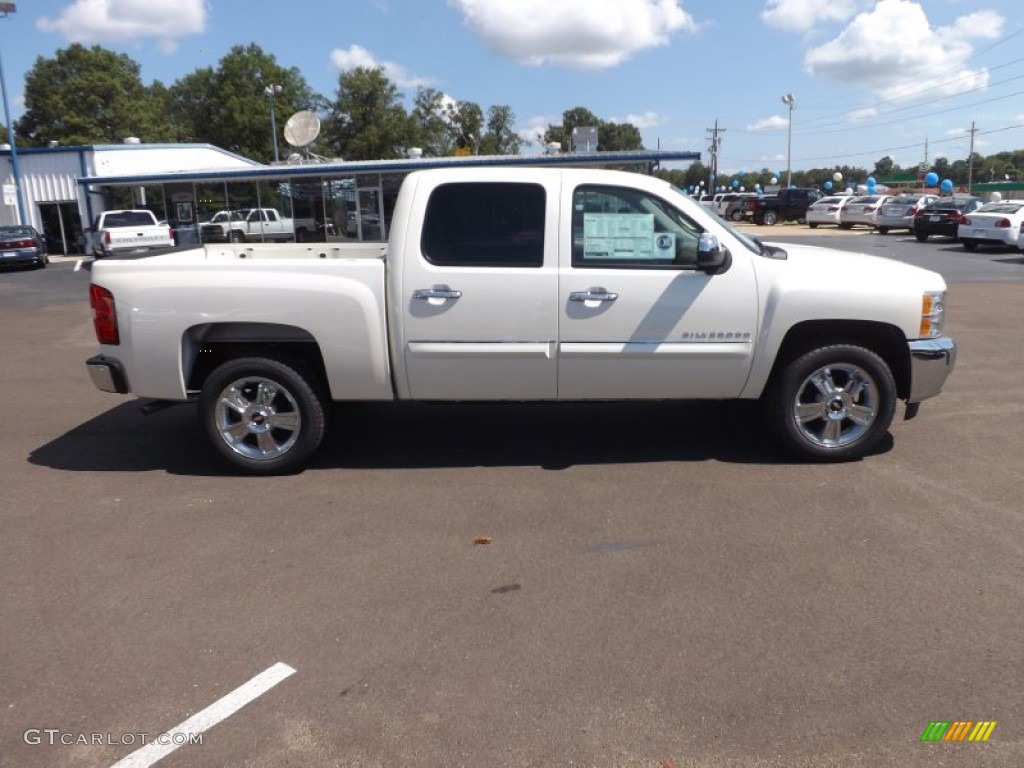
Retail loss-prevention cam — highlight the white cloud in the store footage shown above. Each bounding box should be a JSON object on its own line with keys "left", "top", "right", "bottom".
{"left": 804, "top": 0, "right": 1003, "bottom": 101}
{"left": 848, "top": 107, "right": 877, "bottom": 122}
{"left": 746, "top": 115, "right": 789, "bottom": 131}
{"left": 614, "top": 111, "right": 666, "bottom": 129}
{"left": 36, "top": 0, "right": 206, "bottom": 52}
{"left": 329, "top": 45, "right": 434, "bottom": 89}
{"left": 517, "top": 114, "right": 557, "bottom": 145}
{"left": 448, "top": 0, "right": 698, "bottom": 70}
{"left": 761, "top": 0, "right": 867, "bottom": 32}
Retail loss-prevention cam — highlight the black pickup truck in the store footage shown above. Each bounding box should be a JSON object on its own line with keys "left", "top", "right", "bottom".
{"left": 751, "top": 188, "right": 822, "bottom": 225}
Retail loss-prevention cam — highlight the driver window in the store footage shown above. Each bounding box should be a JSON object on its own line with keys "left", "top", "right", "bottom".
{"left": 572, "top": 185, "right": 702, "bottom": 268}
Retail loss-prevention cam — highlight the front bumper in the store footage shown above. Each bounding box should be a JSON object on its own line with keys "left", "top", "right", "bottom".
{"left": 907, "top": 336, "right": 956, "bottom": 403}
{"left": 86, "top": 355, "right": 129, "bottom": 394}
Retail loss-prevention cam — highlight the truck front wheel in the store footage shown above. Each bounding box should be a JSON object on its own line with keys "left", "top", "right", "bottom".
{"left": 229, "top": 230, "right": 245, "bottom": 243}
{"left": 765, "top": 345, "right": 896, "bottom": 461}
{"left": 199, "top": 357, "right": 326, "bottom": 474}
{"left": 762, "top": 210, "right": 779, "bottom": 226}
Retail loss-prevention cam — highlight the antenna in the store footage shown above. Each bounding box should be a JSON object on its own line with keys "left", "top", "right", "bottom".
{"left": 283, "top": 110, "right": 320, "bottom": 149}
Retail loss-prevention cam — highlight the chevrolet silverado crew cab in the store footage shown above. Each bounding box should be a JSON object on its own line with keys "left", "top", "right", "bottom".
{"left": 86, "top": 167, "right": 956, "bottom": 473}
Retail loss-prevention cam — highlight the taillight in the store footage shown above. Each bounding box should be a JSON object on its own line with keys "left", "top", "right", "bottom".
{"left": 961, "top": 216, "right": 971, "bottom": 226}
{"left": 104, "top": 231, "right": 111, "bottom": 245}
{"left": 949, "top": 211, "right": 962, "bottom": 221}
{"left": 995, "top": 218, "right": 1012, "bottom": 228}
{"left": 865, "top": 206, "right": 876, "bottom": 213}
{"left": 908, "top": 207, "right": 918, "bottom": 216}
{"left": 89, "top": 284, "right": 119, "bottom": 345}
{"left": 828, "top": 206, "right": 839, "bottom": 212}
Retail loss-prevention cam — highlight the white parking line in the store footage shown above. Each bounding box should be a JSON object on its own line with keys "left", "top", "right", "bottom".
{"left": 109, "top": 662, "right": 296, "bottom": 768}
{"left": 74, "top": 259, "right": 83, "bottom": 272}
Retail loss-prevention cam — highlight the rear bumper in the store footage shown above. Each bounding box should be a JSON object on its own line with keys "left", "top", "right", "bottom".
{"left": 86, "top": 355, "right": 129, "bottom": 394}
{"left": 907, "top": 337, "right": 956, "bottom": 403}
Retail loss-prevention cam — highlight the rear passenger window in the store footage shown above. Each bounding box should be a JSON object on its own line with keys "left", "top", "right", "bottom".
{"left": 421, "top": 182, "right": 545, "bottom": 267}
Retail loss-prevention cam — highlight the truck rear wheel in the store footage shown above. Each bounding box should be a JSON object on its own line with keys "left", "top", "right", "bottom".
{"left": 762, "top": 210, "right": 778, "bottom": 226}
{"left": 199, "top": 357, "right": 326, "bottom": 474}
{"left": 765, "top": 344, "right": 896, "bottom": 461}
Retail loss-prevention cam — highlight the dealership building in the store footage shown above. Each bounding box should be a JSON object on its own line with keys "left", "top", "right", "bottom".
{"left": 0, "top": 141, "right": 699, "bottom": 255}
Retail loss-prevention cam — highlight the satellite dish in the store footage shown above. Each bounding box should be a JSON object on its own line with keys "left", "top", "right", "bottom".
{"left": 283, "top": 110, "right": 320, "bottom": 148}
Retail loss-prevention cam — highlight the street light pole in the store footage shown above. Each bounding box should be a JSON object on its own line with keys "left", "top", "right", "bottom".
{"left": 0, "top": 2, "right": 26, "bottom": 226}
{"left": 264, "top": 84, "right": 282, "bottom": 163}
{"left": 781, "top": 93, "right": 795, "bottom": 189}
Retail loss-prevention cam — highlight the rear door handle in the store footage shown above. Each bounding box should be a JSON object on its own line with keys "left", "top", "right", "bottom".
{"left": 413, "top": 288, "right": 463, "bottom": 300}
{"left": 569, "top": 290, "right": 618, "bottom": 302}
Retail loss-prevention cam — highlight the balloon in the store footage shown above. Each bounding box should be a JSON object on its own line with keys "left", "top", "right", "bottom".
{"left": 731, "top": 179, "right": 739, "bottom": 188}
{"left": 754, "top": 183, "right": 761, "bottom": 190}
{"left": 833, "top": 172, "right": 843, "bottom": 182}
{"left": 824, "top": 181, "right": 833, "bottom": 191}
{"left": 866, "top": 176, "right": 876, "bottom": 186}
{"left": 757, "top": 189, "right": 763, "bottom": 195}
{"left": 770, "top": 177, "right": 778, "bottom": 185}
{"left": 940, "top": 179, "right": 953, "bottom": 193}
{"left": 738, "top": 170, "right": 746, "bottom": 177}
{"left": 924, "top": 172, "right": 939, "bottom": 187}
{"left": 739, "top": 186, "right": 746, "bottom": 192}
{"left": 990, "top": 191, "right": 1002, "bottom": 202}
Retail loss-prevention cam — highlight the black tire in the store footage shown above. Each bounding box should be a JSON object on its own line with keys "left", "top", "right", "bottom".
{"left": 808, "top": 222, "right": 818, "bottom": 229}
{"left": 229, "top": 230, "right": 245, "bottom": 243}
{"left": 765, "top": 344, "right": 896, "bottom": 462}
{"left": 762, "top": 210, "right": 778, "bottom": 226}
{"left": 962, "top": 239, "right": 978, "bottom": 252}
{"left": 914, "top": 231, "right": 928, "bottom": 242}
{"left": 878, "top": 227, "right": 889, "bottom": 235}
{"left": 838, "top": 223, "right": 853, "bottom": 230}
{"left": 730, "top": 210, "right": 744, "bottom": 222}
{"left": 199, "top": 357, "right": 326, "bottom": 474}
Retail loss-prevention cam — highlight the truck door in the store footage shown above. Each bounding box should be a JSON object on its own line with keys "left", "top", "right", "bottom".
{"left": 399, "top": 174, "right": 559, "bottom": 399}
{"left": 557, "top": 179, "right": 758, "bottom": 399}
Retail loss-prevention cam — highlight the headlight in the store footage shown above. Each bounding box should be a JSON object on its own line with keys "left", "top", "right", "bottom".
{"left": 920, "top": 291, "right": 945, "bottom": 338}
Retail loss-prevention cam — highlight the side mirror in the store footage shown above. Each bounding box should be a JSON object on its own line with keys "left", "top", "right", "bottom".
{"left": 697, "top": 232, "right": 729, "bottom": 273}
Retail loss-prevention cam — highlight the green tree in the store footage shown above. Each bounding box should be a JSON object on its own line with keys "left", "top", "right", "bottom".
{"left": 168, "top": 44, "right": 321, "bottom": 161}
{"left": 410, "top": 87, "right": 451, "bottom": 156}
{"left": 543, "top": 106, "right": 644, "bottom": 152}
{"left": 446, "top": 100, "right": 484, "bottom": 153}
{"left": 15, "top": 44, "right": 173, "bottom": 146}
{"left": 324, "top": 67, "right": 414, "bottom": 160}
{"left": 479, "top": 105, "right": 522, "bottom": 155}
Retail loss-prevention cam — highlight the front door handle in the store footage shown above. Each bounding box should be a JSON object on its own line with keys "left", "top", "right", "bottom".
{"left": 569, "top": 290, "right": 618, "bottom": 303}
{"left": 413, "top": 287, "right": 463, "bottom": 300}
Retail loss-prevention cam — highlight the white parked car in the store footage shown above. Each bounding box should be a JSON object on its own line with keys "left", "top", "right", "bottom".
{"left": 806, "top": 196, "right": 856, "bottom": 228}
{"left": 957, "top": 200, "right": 1024, "bottom": 251}
{"left": 876, "top": 194, "right": 940, "bottom": 234}
{"left": 839, "top": 195, "right": 896, "bottom": 229}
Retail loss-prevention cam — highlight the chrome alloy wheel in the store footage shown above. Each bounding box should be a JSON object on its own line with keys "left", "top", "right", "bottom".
{"left": 791, "top": 363, "right": 879, "bottom": 449}
{"left": 214, "top": 376, "right": 302, "bottom": 461}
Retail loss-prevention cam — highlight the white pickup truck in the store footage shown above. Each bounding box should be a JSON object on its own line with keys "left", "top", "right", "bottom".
{"left": 86, "top": 166, "right": 956, "bottom": 473}
{"left": 86, "top": 210, "right": 175, "bottom": 258}
{"left": 199, "top": 208, "right": 315, "bottom": 243}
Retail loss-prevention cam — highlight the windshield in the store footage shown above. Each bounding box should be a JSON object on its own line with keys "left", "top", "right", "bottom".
{"left": 0, "top": 226, "right": 32, "bottom": 237}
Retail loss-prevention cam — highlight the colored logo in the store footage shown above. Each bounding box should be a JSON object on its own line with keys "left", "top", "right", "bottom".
{"left": 921, "top": 721, "right": 996, "bottom": 742}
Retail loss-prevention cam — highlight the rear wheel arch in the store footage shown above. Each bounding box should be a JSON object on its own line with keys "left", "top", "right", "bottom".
{"left": 183, "top": 323, "right": 329, "bottom": 399}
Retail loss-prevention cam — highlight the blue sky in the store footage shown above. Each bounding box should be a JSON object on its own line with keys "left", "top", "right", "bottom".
{"left": 4, "top": 0, "right": 1024, "bottom": 173}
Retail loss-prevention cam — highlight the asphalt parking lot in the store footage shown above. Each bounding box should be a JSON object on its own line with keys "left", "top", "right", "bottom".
{"left": 2, "top": 232, "right": 1023, "bottom": 767}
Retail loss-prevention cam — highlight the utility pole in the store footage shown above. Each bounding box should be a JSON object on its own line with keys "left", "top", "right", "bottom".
{"left": 0, "top": 2, "right": 26, "bottom": 226}
{"left": 706, "top": 119, "right": 724, "bottom": 194}
{"left": 966, "top": 121, "right": 977, "bottom": 195}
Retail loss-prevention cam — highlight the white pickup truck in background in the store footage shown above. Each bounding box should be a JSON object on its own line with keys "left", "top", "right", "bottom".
{"left": 86, "top": 166, "right": 956, "bottom": 473}
{"left": 86, "top": 210, "right": 174, "bottom": 258}
{"left": 199, "top": 208, "right": 315, "bottom": 243}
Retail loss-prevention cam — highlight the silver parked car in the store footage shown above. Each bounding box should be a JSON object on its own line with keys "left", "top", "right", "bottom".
{"left": 839, "top": 195, "right": 896, "bottom": 229}
{"left": 806, "top": 196, "right": 856, "bottom": 228}
{"left": 875, "top": 194, "right": 940, "bottom": 234}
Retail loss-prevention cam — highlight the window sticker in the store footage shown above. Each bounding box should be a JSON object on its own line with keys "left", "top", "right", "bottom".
{"left": 583, "top": 213, "right": 666, "bottom": 260}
